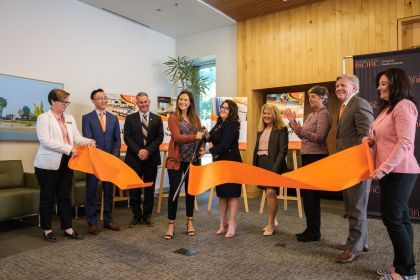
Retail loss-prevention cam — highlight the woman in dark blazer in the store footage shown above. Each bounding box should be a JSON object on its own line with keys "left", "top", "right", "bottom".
{"left": 253, "top": 103, "right": 288, "bottom": 236}
{"left": 201, "top": 99, "right": 242, "bottom": 238}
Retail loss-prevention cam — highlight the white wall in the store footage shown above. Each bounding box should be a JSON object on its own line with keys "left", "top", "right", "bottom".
{"left": 0, "top": 0, "right": 175, "bottom": 171}
{"left": 176, "top": 25, "right": 236, "bottom": 97}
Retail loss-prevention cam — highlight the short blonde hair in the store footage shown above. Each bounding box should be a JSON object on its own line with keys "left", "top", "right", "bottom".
{"left": 257, "top": 103, "right": 286, "bottom": 132}
{"left": 336, "top": 74, "right": 360, "bottom": 94}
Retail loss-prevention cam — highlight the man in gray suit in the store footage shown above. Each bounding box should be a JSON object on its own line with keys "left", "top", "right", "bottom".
{"left": 335, "top": 74, "right": 374, "bottom": 263}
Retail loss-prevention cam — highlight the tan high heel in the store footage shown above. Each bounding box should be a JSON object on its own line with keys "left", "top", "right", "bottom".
{"left": 262, "top": 217, "right": 279, "bottom": 231}
{"left": 186, "top": 217, "right": 196, "bottom": 236}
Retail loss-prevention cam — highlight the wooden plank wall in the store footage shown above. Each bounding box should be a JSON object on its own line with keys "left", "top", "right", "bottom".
{"left": 237, "top": 0, "right": 420, "bottom": 197}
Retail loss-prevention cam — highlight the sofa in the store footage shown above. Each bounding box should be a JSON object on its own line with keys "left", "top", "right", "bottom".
{"left": 72, "top": 170, "right": 102, "bottom": 218}
{"left": 0, "top": 160, "right": 40, "bottom": 222}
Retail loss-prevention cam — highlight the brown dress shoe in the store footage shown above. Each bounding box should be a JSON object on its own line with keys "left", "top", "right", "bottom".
{"left": 88, "top": 225, "right": 99, "bottom": 235}
{"left": 104, "top": 223, "right": 120, "bottom": 231}
{"left": 336, "top": 249, "right": 360, "bottom": 263}
{"left": 337, "top": 244, "right": 369, "bottom": 252}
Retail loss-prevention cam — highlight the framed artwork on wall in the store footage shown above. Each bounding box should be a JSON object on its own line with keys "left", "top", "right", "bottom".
{"left": 0, "top": 73, "right": 63, "bottom": 141}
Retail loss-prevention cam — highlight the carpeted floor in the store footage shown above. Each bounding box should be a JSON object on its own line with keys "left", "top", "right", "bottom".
{"left": 0, "top": 196, "right": 418, "bottom": 280}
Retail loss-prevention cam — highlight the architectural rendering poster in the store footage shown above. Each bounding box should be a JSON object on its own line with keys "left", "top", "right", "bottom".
{"left": 212, "top": 97, "right": 247, "bottom": 150}
{"left": 266, "top": 92, "right": 305, "bottom": 149}
{"left": 0, "top": 73, "right": 63, "bottom": 141}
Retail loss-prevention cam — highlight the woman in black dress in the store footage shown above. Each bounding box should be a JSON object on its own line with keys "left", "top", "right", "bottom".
{"left": 202, "top": 100, "right": 242, "bottom": 238}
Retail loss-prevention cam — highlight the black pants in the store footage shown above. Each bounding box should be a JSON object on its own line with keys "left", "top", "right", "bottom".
{"left": 301, "top": 154, "right": 328, "bottom": 234}
{"left": 379, "top": 173, "right": 417, "bottom": 276}
{"left": 167, "top": 161, "right": 195, "bottom": 220}
{"left": 35, "top": 155, "right": 73, "bottom": 230}
{"left": 129, "top": 163, "right": 157, "bottom": 221}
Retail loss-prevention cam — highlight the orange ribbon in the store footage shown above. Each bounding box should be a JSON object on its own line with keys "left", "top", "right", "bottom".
{"left": 188, "top": 142, "right": 374, "bottom": 196}
{"left": 68, "top": 146, "right": 153, "bottom": 190}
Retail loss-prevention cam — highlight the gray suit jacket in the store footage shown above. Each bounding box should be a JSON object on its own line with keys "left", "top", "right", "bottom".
{"left": 336, "top": 95, "right": 374, "bottom": 151}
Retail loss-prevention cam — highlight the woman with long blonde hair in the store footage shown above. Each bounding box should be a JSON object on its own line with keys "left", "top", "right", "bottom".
{"left": 253, "top": 103, "right": 288, "bottom": 236}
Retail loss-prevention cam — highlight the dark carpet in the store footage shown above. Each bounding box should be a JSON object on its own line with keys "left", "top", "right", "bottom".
{"left": 0, "top": 196, "right": 418, "bottom": 280}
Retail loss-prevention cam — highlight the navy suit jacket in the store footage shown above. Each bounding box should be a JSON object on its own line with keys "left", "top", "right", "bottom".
{"left": 82, "top": 110, "right": 121, "bottom": 156}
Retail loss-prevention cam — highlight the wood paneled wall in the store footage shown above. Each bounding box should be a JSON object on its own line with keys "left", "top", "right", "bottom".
{"left": 237, "top": 0, "right": 420, "bottom": 197}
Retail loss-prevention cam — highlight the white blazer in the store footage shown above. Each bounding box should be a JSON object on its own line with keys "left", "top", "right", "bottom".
{"left": 34, "top": 110, "right": 92, "bottom": 170}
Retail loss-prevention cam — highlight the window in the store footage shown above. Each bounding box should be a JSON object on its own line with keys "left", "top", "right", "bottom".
{"left": 198, "top": 63, "right": 216, "bottom": 130}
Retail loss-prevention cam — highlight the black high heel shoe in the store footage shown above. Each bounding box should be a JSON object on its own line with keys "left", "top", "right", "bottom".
{"left": 164, "top": 221, "right": 175, "bottom": 240}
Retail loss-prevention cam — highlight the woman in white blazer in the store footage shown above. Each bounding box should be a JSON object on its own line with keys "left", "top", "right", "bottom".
{"left": 34, "top": 89, "right": 95, "bottom": 242}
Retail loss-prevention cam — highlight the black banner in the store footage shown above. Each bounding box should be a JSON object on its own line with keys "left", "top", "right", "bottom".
{"left": 354, "top": 48, "right": 420, "bottom": 220}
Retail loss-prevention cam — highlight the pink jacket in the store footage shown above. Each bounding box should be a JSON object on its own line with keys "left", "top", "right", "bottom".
{"left": 370, "top": 99, "right": 420, "bottom": 174}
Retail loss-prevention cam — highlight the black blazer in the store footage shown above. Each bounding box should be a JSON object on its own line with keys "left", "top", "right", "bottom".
{"left": 209, "top": 120, "right": 242, "bottom": 162}
{"left": 124, "top": 111, "right": 163, "bottom": 168}
{"left": 253, "top": 126, "right": 289, "bottom": 174}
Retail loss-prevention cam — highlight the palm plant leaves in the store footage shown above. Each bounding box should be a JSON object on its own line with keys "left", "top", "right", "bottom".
{"left": 164, "top": 56, "right": 209, "bottom": 96}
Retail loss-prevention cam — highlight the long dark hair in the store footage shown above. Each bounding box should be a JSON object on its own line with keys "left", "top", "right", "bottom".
{"left": 376, "top": 68, "right": 415, "bottom": 114}
{"left": 217, "top": 99, "right": 240, "bottom": 128}
{"left": 175, "top": 90, "right": 199, "bottom": 129}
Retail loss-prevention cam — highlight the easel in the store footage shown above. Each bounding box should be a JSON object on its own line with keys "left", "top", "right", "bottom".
{"left": 258, "top": 149, "right": 303, "bottom": 218}
{"left": 156, "top": 145, "right": 199, "bottom": 214}
{"left": 207, "top": 185, "right": 249, "bottom": 212}
{"left": 100, "top": 187, "right": 130, "bottom": 221}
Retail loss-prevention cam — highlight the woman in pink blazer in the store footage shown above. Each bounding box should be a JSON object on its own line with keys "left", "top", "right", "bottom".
{"left": 367, "top": 68, "right": 419, "bottom": 280}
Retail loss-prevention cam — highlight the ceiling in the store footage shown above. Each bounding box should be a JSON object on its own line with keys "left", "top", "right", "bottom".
{"left": 202, "top": 0, "right": 320, "bottom": 21}
{"left": 78, "top": 0, "right": 319, "bottom": 38}
{"left": 77, "top": 0, "right": 235, "bottom": 38}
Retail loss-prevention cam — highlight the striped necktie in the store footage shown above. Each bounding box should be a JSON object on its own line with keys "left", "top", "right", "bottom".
{"left": 141, "top": 113, "right": 148, "bottom": 145}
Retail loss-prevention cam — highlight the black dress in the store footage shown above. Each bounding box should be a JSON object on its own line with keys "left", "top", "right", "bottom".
{"left": 209, "top": 120, "right": 242, "bottom": 198}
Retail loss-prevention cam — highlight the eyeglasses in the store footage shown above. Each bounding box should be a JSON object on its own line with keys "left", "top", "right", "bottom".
{"left": 220, "top": 106, "right": 230, "bottom": 111}
{"left": 95, "top": 97, "right": 109, "bottom": 101}
{"left": 59, "top": 100, "right": 71, "bottom": 106}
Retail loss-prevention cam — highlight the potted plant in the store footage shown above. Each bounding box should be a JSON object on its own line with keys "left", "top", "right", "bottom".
{"left": 163, "top": 56, "right": 209, "bottom": 97}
